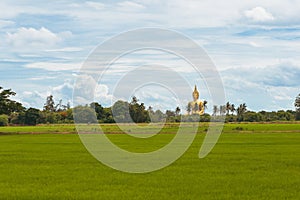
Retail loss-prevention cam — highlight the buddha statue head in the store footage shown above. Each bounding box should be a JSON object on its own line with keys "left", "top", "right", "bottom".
{"left": 192, "top": 85, "right": 199, "bottom": 101}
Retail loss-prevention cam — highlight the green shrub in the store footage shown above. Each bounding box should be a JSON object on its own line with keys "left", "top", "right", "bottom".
{"left": 233, "top": 126, "right": 244, "bottom": 131}
{"left": 296, "top": 111, "right": 300, "bottom": 120}
{"left": 0, "top": 115, "right": 9, "bottom": 126}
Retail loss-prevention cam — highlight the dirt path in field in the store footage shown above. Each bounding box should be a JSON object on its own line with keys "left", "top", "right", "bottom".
{"left": 0, "top": 131, "right": 77, "bottom": 135}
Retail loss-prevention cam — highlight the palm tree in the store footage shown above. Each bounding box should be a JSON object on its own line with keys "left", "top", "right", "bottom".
{"left": 213, "top": 105, "right": 219, "bottom": 116}
{"left": 237, "top": 103, "right": 247, "bottom": 121}
{"left": 186, "top": 102, "right": 192, "bottom": 115}
{"left": 148, "top": 106, "right": 154, "bottom": 115}
{"left": 131, "top": 96, "right": 139, "bottom": 104}
{"left": 242, "top": 103, "right": 247, "bottom": 112}
{"left": 175, "top": 106, "right": 181, "bottom": 116}
{"left": 203, "top": 100, "right": 208, "bottom": 113}
{"left": 230, "top": 104, "right": 235, "bottom": 115}
{"left": 225, "top": 102, "right": 231, "bottom": 115}
{"left": 219, "top": 105, "right": 226, "bottom": 116}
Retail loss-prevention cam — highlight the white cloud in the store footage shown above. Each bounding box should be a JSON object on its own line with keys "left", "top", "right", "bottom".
{"left": 244, "top": 7, "right": 274, "bottom": 22}
{"left": 25, "top": 61, "right": 81, "bottom": 71}
{"left": 0, "top": 19, "right": 14, "bottom": 28}
{"left": 16, "top": 83, "right": 72, "bottom": 109}
{"left": 51, "top": 81, "right": 74, "bottom": 103}
{"left": 133, "top": 86, "right": 181, "bottom": 111}
{"left": 1, "top": 1, "right": 300, "bottom": 29}
{"left": 85, "top": 1, "right": 105, "bottom": 10}
{"left": 73, "top": 75, "right": 114, "bottom": 106}
{"left": 16, "top": 90, "right": 47, "bottom": 108}
{"left": 7, "top": 27, "right": 60, "bottom": 47}
{"left": 1, "top": 0, "right": 300, "bottom": 112}
{"left": 6, "top": 27, "right": 72, "bottom": 51}
{"left": 221, "top": 62, "right": 300, "bottom": 111}
{"left": 45, "top": 47, "right": 83, "bottom": 52}
{"left": 0, "top": 1, "right": 30, "bottom": 19}
{"left": 117, "top": 1, "right": 145, "bottom": 11}
{"left": 249, "top": 41, "right": 262, "bottom": 47}
{"left": 28, "top": 76, "right": 56, "bottom": 81}
{"left": 95, "top": 84, "right": 114, "bottom": 105}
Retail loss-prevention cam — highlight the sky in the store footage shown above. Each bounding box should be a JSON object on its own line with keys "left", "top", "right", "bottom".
{"left": 1, "top": 0, "right": 300, "bottom": 113}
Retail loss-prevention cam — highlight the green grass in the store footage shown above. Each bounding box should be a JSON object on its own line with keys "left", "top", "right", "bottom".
{"left": 0, "top": 124, "right": 76, "bottom": 134}
{"left": 0, "top": 123, "right": 299, "bottom": 199}
{"left": 0, "top": 122, "right": 299, "bottom": 134}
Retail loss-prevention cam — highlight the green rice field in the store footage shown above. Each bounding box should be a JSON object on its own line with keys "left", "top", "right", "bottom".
{"left": 0, "top": 123, "right": 299, "bottom": 199}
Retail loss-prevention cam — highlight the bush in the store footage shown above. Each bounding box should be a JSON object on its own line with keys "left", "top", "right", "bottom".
{"left": 200, "top": 113, "right": 211, "bottom": 122}
{"left": 73, "top": 106, "right": 98, "bottom": 123}
{"left": 233, "top": 126, "right": 243, "bottom": 131}
{"left": 24, "top": 108, "right": 41, "bottom": 125}
{"left": 296, "top": 111, "right": 300, "bottom": 121}
{"left": 225, "top": 115, "right": 237, "bottom": 122}
{"left": 243, "top": 111, "right": 262, "bottom": 122}
{"left": 10, "top": 112, "right": 25, "bottom": 125}
{"left": 0, "top": 115, "right": 9, "bottom": 126}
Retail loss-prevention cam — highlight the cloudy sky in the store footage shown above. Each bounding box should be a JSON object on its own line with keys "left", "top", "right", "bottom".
{"left": 1, "top": 0, "right": 300, "bottom": 112}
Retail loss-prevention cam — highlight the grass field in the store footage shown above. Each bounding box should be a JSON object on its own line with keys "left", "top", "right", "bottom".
{"left": 0, "top": 123, "right": 299, "bottom": 199}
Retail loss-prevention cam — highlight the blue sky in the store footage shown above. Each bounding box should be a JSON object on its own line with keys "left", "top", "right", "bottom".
{"left": 1, "top": 0, "right": 300, "bottom": 112}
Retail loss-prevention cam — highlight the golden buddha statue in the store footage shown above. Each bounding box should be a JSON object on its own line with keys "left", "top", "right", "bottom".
{"left": 188, "top": 85, "right": 204, "bottom": 115}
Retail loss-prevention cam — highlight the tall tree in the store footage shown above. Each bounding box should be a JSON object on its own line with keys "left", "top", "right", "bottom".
{"left": 242, "top": 103, "right": 247, "bottom": 112}
{"left": 213, "top": 105, "right": 219, "bottom": 116}
{"left": 219, "top": 105, "right": 226, "bottom": 116}
{"left": 175, "top": 106, "right": 181, "bottom": 116}
{"left": 112, "top": 100, "right": 131, "bottom": 123}
{"left": 225, "top": 102, "right": 231, "bottom": 115}
{"left": 295, "top": 94, "right": 300, "bottom": 120}
{"left": 0, "top": 115, "right": 8, "bottom": 126}
{"left": 153, "top": 109, "right": 165, "bottom": 122}
{"left": 230, "top": 104, "right": 235, "bottom": 115}
{"left": 43, "top": 95, "right": 56, "bottom": 112}
{"left": 131, "top": 96, "right": 139, "bottom": 105}
{"left": 237, "top": 103, "right": 247, "bottom": 121}
{"left": 0, "top": 86, "right": 24, "bottom": 115}
{"left": 186, "top": 102, "right": 192, "bottom": 115}
{"left": 128, "top": 97, "right": 149, "bottom": 123}
{"left": 73, "top": 105, "right": 97, "bottom": 124}
{"left": 203, "top": 100, "right": 208, "bottom": 112}
{"left": 148, "top": 106, "right": 154, "bottom": 114}
{"left": 66, "top": 102, "right": 71, "bottom": 110}
{"left": 295, "top": 94, "right": 300, "bottom": 110}
{"left": 90, "top": 102, "right": 104, "bottom": 120}
{"left": 166, "top": 110, "right": 175, "bottom": 118}
{"left": 24, "top": 108, "right": 41, "bottom": 125}
{"left": 55, "top": 99, "right": 69, "bottom": 112}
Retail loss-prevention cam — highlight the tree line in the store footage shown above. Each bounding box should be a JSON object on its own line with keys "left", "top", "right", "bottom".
{"left": 0, "top": 86, "right": 300, "bottom": 126}
{"left": 211, "top": 102, "right": 300, "bottom": 122}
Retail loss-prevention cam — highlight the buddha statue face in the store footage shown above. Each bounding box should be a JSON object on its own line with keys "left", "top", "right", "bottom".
{"left": 193, "top": 85, "right": 199, "bottom": 101}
